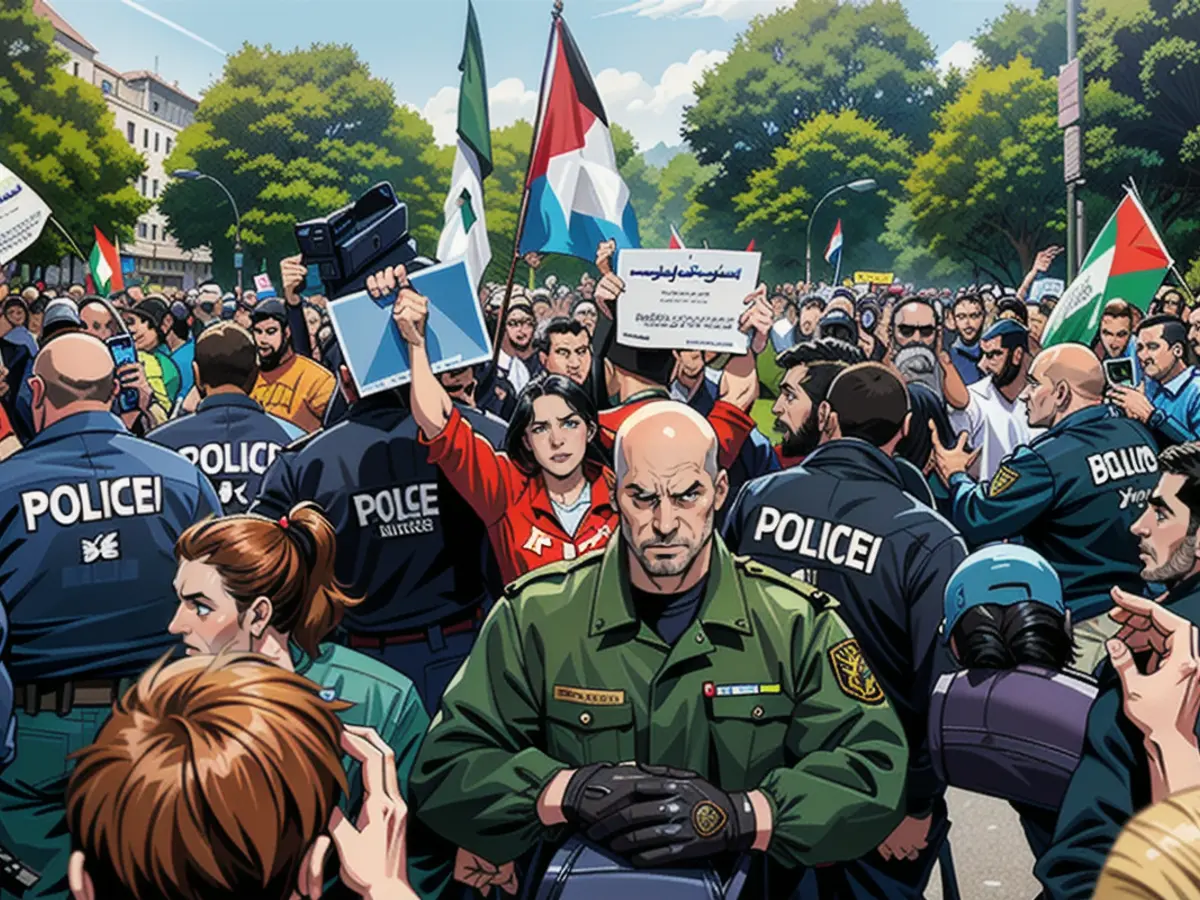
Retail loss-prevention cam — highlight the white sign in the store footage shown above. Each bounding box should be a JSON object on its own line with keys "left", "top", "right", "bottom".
{"left": 0, "top": 163, "right": 51, "bottom": 266}
{"left": 253, "top": 273, "right": 273, "bottom": 293}
{"left": 1030, "top": 277, "right": 1066, "bottom": 305}
{"left": 615, "top": 249, "right": 761, "bottom": 353}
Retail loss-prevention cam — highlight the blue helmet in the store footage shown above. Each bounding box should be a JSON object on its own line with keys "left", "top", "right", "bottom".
{"left": 942, "top": 544, "right": 1064, "bottom": 643}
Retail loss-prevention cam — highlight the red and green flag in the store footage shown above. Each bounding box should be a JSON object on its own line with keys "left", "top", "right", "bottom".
{"left": 88, "top": 226, "right": 124, "bottom": 295}
{"left": 1042, "top": 190, "right": 1173, "bottom": 347}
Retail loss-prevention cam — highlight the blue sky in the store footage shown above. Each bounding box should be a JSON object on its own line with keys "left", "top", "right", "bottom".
{"left": 49, "top": 0, "right": 1027, "bottom": 150}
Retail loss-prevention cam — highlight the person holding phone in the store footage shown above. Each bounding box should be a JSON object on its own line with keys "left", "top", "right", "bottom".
{"left": 1109, "top": 315, "right": 1200, "bottom": 445}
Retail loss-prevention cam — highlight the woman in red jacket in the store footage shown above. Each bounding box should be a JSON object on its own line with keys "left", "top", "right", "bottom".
{"left": 369, "top": 265, "right": 618, "bottom": 586}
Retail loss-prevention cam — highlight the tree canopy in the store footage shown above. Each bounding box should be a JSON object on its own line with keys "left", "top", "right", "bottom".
{"left": 0, "top": 0, "right": 148, "bottom": 266}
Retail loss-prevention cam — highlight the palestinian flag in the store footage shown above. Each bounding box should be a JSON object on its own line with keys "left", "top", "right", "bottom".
{"left": 1042, "top": 191, "right": 1173, "bottom": 347}
{"left": 437, "top": 0, "right": 492, "bottom": 289}
{"left": 668, "top": 224, "right": 685, "bottom": 249}
{"left": 89, "top": 226, "right": 124, "bottom": 295}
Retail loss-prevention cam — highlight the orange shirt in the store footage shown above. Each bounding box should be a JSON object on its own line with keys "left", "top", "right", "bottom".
{"left": 252, "top": 354, "right": 335, "bottom": 433}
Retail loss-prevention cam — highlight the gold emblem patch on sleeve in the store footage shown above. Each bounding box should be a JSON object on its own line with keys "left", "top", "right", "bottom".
{"left": 828, "top": 639, "right": 886, "bottom": 705}
{"left": 988, "top": 465, "right": 1020, "bottom": 498}
{"left": 692, "top": 801, "right": 728, "bottom": 838}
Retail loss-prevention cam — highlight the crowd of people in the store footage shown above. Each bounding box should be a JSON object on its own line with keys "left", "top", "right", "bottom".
{"left": 1, "top": 234, "right": 1200, "bottom": 900}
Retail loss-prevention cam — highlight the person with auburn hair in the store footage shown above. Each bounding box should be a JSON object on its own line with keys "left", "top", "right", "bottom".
{"left": 168, "top": 502, "right": 446, "bottom": 896}
{"left": 65, "top": 652, "right": 416, "bottom": 900}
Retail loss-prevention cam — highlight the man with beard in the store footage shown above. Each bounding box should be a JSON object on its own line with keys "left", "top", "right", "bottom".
{"left": 947, "top": 319, "right": 1042, "bottom": 481}
{"left": 771, "top": 338, "right": 863, "bottom": 467}
{"left": 249, "top": 299, "right": 335, "bottom": 433}
{"left": 1038, "top": 441, "right": 1200, "bottom": 900}
{"left": 888, "top": 296, "right": 964, "bottom": 401}
{"left": 948, "top": 294, "right": 987, "bottom": 385}
{"left": 725, "top": 363, "right": 966, "bottom": 900}
{"left": 411, "top": 401, "right": 908, "bottom": 898}
{"left": 929, "top": 343, "right": 1160, "bottom": 673}
{"left": 1109, "top": 314, "right": 1200, "bottom": 446}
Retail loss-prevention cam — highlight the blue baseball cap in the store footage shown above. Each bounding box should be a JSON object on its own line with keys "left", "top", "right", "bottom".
{"left": 982, "top": 318, "right": 1029, "bottom": 343}
{"left": 942, "top": 544, "right": 1064, "bottom": 642}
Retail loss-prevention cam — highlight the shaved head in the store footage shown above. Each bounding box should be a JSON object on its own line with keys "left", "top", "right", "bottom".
{"left": 614, "top": 401, "right": 728, "bottom": 584}
{"left": 1019, "top": 342, "right": 1104, "bottom": 429}
{"left": 33, "top": 333, "right": 116, "bottom": 408}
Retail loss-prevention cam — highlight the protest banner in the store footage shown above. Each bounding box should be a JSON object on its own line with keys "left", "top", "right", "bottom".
{"left": 0, "top": 163, "right": 51, "bottom": 265}
{"left": 615, "top": 249, "right": 761, "bottom": 353}
{"left": 853, "top": 270, "right": 895, "bottom": 286}
{"left": 1029, "top": 277, "right": 1065, "bottom": 305}
{"left": 327, "top": 258, "right": 492, "bottom": 397}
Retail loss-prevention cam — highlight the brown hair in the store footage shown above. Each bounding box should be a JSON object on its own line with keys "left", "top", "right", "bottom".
{"left": 176, "top": 502, "right": 361, "bottom": 658}
{"left": 65, "top": 653, "right": 350, "bottom": 900}
{"left": 194, "top": 321, "right": 259, "bottom": 393}
{"left": 1102, "top": 299, "right": 1136, "bottom": 326}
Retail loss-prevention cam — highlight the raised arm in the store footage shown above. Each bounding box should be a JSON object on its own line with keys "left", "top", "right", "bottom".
{"left": 367, "top": 265, "right": 453, "bottom": 440}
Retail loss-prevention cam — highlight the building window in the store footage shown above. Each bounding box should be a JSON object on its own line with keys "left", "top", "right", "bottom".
{"left": 138, "top": 223, "right": 147, "bottom": 238}
{"left": 153, "top": 100, "right": 160, "bottom": 114}
{"left": 73, "top": 62, "right": 79, "bottom": 77}
{"left": 151, "top": 225, "right": 157, "bottom": 241}
{"left": 152, "top": 179, "right": 158, "bottom": 198}
{"left": 154, "top": 132, "right": 160, "bottom": 153}
{"left": 165, "top": 136, "right": 172, "bottom": 154}
{"left": 102, "top": 80, "right": 112, "bottom": 95}
{"left": 140, "top": 176, "right": 147, "bottom": 195}
{"left": 143, "top": 128, "right": 149, "bottom": 149}
{"left": 127, "top": 122, "right": 135, "bottom": 143}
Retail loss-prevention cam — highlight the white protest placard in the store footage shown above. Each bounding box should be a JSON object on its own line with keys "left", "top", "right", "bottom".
{"left": 616, "top": 249, "right": 761, "bottom": 353}
{"left": 0, "top": 163, "right": 51, "bottom": 265}
{"left": 253, "top": 273, "right": 273, "bottom": 293}
{"left": 1030, "top": 277, "right": 1065, "bottom": 305}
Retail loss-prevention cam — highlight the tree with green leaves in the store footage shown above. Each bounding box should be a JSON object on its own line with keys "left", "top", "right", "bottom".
{"left": 879, "top": 201, "right": 973, "bottom": 287}
{"left": 682, "top": 0, "right": 944, "bottom": 246}
{"left": 160, "top": 43, "right": 447, "bottom": 286}
{"left": 643, "top": 153, "right": 716, "bottom": 250}
{"left": 731, "top": 110, "right": 911, "bottom": 282}
{"left": 0, "top": 0, "right": 148, "bottom": 267}
{"left": 974, "top": 0, "right": 1067, "bottom": 78}
{"left": 907, "top": 56, "right": 1064, "bottom": 285}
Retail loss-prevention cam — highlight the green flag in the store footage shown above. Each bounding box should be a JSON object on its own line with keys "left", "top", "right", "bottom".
{"left": 457, "top": 0, "right": 492, "bottom": 179}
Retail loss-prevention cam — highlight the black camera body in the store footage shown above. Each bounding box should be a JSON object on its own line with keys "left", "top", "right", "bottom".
{"left": 295, "top": 182, "right": 434, "bottom": 299}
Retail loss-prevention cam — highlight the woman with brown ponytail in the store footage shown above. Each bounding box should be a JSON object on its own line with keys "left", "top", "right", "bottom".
{"left": 167, "top": 501, "right": 448, "bottom": 898}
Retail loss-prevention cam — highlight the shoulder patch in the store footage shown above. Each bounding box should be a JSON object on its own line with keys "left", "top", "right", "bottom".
{"left": 828, "top": 638, "right": 886, "bottom": 705}
{"left": 988, "top": 465, "right": 1020, "bottom": 498}
{"left": 504, "top": 553, "right": 601, "bottom": 598}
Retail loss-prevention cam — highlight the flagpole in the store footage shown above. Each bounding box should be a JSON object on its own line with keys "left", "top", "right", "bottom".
{"left": 48, "top": 217, "right": 88, "bottom": 265}
{"left": 491, "top": 0, "right": 563, "bottom": 366}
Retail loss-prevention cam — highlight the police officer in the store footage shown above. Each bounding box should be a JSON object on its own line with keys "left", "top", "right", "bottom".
{"left": 411, "top": 402, "right": 908, "bottom": 899}
{"left": 0, "top": 333, "right": 220, "bottom": 898}
{"left": 250, "top": 364, "right": 508, "bottom": 715}
{"left": 724, "top": 362, "right": 966, "bottom": 900}
{"left": 148, "top": 322, "right": 303, "bottom": 513}
{"left": 929, "top": 342, "right": 1160, "bottom": 674}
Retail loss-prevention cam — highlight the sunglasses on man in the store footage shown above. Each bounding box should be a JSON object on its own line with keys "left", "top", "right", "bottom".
{"left": 897, "top": 324, "right": 937, "bottom": 339}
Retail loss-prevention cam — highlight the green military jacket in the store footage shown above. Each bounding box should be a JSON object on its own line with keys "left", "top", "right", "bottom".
{"left": 295, "top": 643, "right": 447, "bottom": 899}
{"left": 410, "top": 536, "right": 908, "bottom": 870}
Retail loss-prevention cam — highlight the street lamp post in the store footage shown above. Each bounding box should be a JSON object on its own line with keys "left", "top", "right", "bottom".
{"left": 171, "top": 169, "right": 242, "bottom": 295}
{"left": 805, "top": 178, "right": 877, "bottom": 286}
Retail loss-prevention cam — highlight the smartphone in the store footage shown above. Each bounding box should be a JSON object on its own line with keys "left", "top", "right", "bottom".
{"left": 106, "top": 334, "right": 141, "bottom": 413}
{"left": 1104, "top": 357, "right": 1136, "bottom": 388}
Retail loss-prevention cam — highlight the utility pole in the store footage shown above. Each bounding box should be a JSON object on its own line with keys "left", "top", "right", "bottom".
{"left": 1060, "top": 0, "right": 1083, "bottom": 281}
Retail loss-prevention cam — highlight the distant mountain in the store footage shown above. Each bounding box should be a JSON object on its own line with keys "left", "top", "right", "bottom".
{"left": 642, "top": 142, "right": 684, "bottom": 168}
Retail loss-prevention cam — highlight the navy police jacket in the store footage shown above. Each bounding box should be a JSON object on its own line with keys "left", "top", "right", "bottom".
{"left": 724, "top": 438, "right": 967, "bottom": 817}
{"left": 0, "top": 411, "right": 221, "bottom": 683}
{"left": 251, "top": 393, "right": 508, "bottom": 634}
{"left": 947, "top": 404, "right": 1159, "bottom": 621}
{"left": 147, "top": 393, "right": 304, "bottom": 513}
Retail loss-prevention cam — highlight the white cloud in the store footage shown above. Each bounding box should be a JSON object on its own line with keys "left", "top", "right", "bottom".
{"left": 594, "top": 49, "right": 728, "bottom": 149}
{"left": 598, "top": 0, "right": 792, "bottom": 20}
{"left": 415, "top": 50, "right": 726, "bottom": 152}
{"left": 937, "top": 40, "right": 982, "bottom": 75}
{"left": 419, "top": 78, "right": 538, "bottom": 147}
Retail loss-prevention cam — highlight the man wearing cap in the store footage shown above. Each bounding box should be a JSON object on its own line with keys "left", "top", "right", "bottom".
{"left": 725, "top": 362, "right": 966, "bottom": 899}
{"left": 192, "top": 282, "right": 222, "bottom": 337}
{"left": 946, "top": 318, "right": 1043, "bottom": 481}
{"left": 929, "top": 343, "right": 1160, "bottom": 674}
{"left": 250, "top": 299, "right": 335, "bottom": 433}
{"left": 39, "top": 298, "right": 86, "bottom": 345}
{"left": 123, "top": 296, "right": 182, "bottom": 408}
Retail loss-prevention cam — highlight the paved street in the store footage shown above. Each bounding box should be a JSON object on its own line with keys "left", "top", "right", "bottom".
{"left": 926, "top": 789, "right": 1042, "bottom": 900}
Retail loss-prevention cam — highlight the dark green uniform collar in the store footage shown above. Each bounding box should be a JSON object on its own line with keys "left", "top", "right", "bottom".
{"left": 589, "top": 535, "right": 753, "bottom": 638}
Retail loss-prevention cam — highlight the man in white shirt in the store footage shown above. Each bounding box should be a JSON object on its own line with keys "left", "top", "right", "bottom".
{"left": 495, "top": 296, "right": 539, "bottom": 394}
{"left": 948, "top": 319, "right": 1043, "bottom": 481}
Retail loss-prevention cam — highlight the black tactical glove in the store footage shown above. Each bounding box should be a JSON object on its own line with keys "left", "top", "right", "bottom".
{"left": 584, "top": 765, "right": 757, "bottom": 867}
{"left": 561, "top": 763, "right": 665, "bottom": 829}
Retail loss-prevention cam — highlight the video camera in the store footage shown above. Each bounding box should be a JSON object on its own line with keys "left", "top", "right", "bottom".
{"left": 294, "top": 182, "right": 435, "bottom": 300}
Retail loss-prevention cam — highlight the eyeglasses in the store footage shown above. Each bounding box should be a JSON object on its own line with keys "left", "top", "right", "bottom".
{"left": 897, "top": 324, "right": 936, "bottom": 339}
{"left": 507, "top": 316, "right": 535, "bottom": 328}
